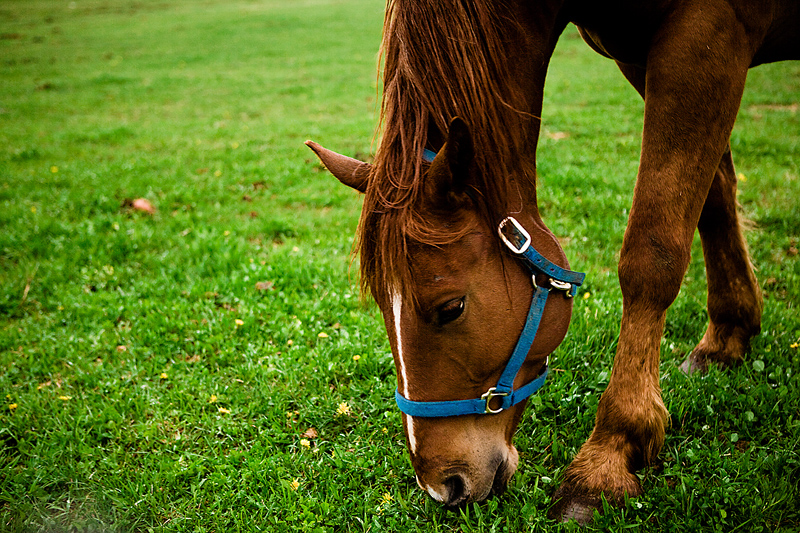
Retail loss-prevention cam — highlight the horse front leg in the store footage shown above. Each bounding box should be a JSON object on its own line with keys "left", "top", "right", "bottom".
{"left": 549, "top": 217, "right": 684, "bottom": 524}
{"left": 550, "top": 8, "right": 754, "bottom": 523}
{"left": 682, "top": 146, "right": 763, "bottom": 373}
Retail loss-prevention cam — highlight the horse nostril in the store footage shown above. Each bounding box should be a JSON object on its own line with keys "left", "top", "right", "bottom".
{"left": 444, "top": 474, "right": 469, "bottom": 506}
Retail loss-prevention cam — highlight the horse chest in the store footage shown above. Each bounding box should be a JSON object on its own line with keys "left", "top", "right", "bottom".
{"left": 576, "top": 25, "right": 651, "bottom": 68}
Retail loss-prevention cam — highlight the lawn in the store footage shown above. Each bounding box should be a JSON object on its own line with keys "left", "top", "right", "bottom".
{"left": 1, "top": 0, "right": 798, "bottom": 531}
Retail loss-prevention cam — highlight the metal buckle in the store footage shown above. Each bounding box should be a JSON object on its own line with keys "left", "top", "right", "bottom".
{"left": 498, "top": 216, "right": 531, "bottom": 255}
{"left": 481, "top": 387, "right": 509, "bottom": 414}
{"left": 549, "top": 278, "right": 573, "bottom": 297}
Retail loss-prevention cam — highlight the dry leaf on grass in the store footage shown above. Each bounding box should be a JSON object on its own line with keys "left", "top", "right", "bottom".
{"left": 122, "top": 198, "right": 156, "bottom": 214}
{"left": 255, "top": 281, "right": 275, "bottom": 291}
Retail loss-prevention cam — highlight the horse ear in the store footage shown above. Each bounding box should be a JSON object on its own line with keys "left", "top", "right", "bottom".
{"left": 305, "top": 140, "right": 371, "bottom": 193}
{"left": 425, "top": 117, "right": 475, "bottom": 210}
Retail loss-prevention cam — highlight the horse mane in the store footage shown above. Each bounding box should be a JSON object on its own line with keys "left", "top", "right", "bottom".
{"left": 358, "top": 0, "right": 538, "bottom": 306}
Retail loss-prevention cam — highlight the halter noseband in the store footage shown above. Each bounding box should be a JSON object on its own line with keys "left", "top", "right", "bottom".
{"left": 394, "top": 205, "right": 586, "bottom": 418}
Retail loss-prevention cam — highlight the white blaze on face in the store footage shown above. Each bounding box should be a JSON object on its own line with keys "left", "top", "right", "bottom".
{"left": 391, "top": 289, "right": 417, "bottom": 454}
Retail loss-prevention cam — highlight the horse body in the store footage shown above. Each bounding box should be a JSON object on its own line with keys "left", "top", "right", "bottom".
{"left": 308, "top": 0, "right": 799, "bottom": 523}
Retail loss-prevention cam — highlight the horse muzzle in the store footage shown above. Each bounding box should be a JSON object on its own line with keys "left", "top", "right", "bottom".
{"left": 414, "top": 444, "right": 519, "bottom": 507}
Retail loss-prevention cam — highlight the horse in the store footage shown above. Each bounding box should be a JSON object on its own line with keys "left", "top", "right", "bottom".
{"left": 306, "top": 0, "right": 799, "bottom": 524}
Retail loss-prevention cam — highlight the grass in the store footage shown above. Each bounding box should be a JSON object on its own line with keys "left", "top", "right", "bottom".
{"left": 1, "top": 0, "right": 798, "bottom": 531}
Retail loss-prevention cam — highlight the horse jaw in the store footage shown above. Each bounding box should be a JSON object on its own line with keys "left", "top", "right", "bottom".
{"left": 305, "top": 140, "right": 371, "bottom": 193}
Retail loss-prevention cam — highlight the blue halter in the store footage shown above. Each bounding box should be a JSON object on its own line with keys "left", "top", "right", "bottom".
{"left": 393, "top": 152, "right": 585, "bottom": 417}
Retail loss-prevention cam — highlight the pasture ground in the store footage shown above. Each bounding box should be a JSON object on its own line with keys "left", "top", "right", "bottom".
{"left": 1, "top": 0, "right": 799, "bottom": 531}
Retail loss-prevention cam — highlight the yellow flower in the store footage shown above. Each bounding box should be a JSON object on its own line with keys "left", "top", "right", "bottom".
{"left": 336, "top": 402, "right": 350, "bottom": 416}
{"left": 235, "top": 319, "right": 244, "bottom": 327}
{"left": 582, "top": 291, "right": 591, "bottom": 300}
{"left": 160, "top": 373, "right": 168, "bottom": 380}
{"left": 381, "top": 427, "right": 388, "bottom": 434}
{"left": 290, "top": 478, "right": 300, "bottom": 490}
{"left": 318, "top": 332, "right": 329, "bottom": 338}
{"left": 218, "top": 407, "right": 231, "bottom": 414}
{"left": 208, "top": 395, "right": 217, "bottom": 403}
{"left": 300, "top": 439, "right": 311, "bottom": 448}
{"left": 50, "top": 166, "right": 58, "bottom": 173}
{"left": 58, "top": 395, "right": 71, "bottom": 401}
{"left": 791, "top": 342, "right": 799, "bottom": 349}
{"left": 737, "top": 172, "right": 747, "bottom": 182}
{"left": 352, "top": 354, "right": 361, "bottom": 361}
{"left": 8, "top": 403, "right": 17, "bottom": 411}
{"left": 382, "top": 492, "right": 393, "bottom": 504}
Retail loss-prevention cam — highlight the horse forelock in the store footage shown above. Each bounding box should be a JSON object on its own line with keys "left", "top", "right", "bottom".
{"left": 357, "top": 0, "right": 538, "bottom": 307}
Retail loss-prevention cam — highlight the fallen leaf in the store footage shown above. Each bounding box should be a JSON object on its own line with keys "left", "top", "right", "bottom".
{"left": 255, "top": 281, "right": 274, "bottom": 291}
{"left": 132, "top": 198, "right": 156, "bottom": 214}
{"left": 546, "top": 131, "right": 569, "bottom": 140}
{"left": 301, "top": 427, "right": 318, "bottom": 439}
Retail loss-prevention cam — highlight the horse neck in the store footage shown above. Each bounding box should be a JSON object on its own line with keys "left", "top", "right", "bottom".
{"left": 503, "top": 0, "right": 568, "bottom": 225}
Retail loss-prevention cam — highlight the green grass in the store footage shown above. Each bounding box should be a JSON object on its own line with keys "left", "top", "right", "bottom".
{"left": 1, "top": 1, "right": 798, "bottom": 531}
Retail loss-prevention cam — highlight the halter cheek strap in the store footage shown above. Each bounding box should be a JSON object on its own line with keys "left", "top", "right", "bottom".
{"left": 394, "top": 215, "right": 586, "bottom": 418}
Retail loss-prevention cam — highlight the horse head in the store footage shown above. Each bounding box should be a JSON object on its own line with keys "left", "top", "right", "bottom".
{"left": 307, "top": 118, "right": 580, "bottom": 506}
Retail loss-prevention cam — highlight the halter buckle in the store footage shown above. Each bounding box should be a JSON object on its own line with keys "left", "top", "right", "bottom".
{"left": 481, "top": 387, "right": 509, "bottom": 414}
{"left": 498, "top": 217, "right": 531, "bottom": 255}
{"left": 549, "top": 278, "right": 573, "bottom": 296}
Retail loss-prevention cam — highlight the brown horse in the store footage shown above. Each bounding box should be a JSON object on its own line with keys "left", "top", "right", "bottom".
{"left": 306, "top": 0, "right": 800, "bottom": 524}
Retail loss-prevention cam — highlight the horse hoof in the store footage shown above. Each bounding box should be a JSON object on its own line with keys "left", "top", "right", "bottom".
{"left": 683, "top": 324, "right": 754, "bottom": 375}
{"left": 548, "top": 484, "right": 602, "bottom": 525}
{"left": 680, "top": 351, "right": 709, "bottom": 375}
{"left": 549, "top": 496, "right": 597, "bottom": 525}
{"left": 548, "top": 468, "right": 643, "bottom": 525}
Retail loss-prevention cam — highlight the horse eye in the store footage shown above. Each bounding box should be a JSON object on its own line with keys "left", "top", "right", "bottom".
{"left": 437, "top": 297, "right": 465, "bottom": 325}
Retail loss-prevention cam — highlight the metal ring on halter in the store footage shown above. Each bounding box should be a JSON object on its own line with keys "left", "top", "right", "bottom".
{"left": 498, "top": 216, "right": 531, "bottom": 254}
{"left": 481, "top": 387, "right": 510, "bottom": 414}
{"left": 549, "top": 278, "right": 573, "bottom": 295}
